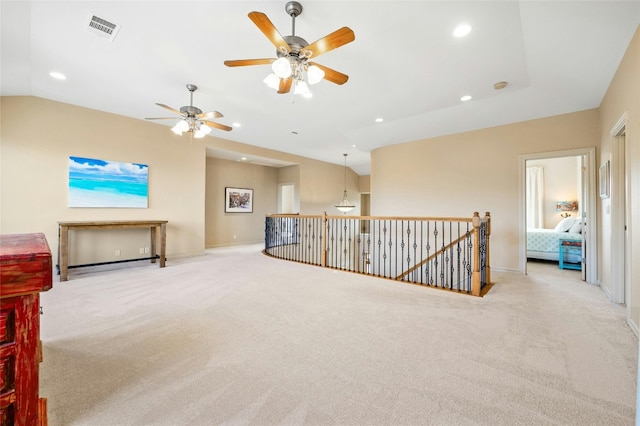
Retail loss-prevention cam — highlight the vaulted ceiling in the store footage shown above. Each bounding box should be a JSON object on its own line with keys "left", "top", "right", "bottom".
{"left": 2, "top": 1, "right": 639, "bottom": 175}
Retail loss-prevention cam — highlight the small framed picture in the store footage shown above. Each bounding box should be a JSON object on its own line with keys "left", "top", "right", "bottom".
{"left": 225, "top": 187, "right": 253, "bottom": 213}
{"left": 599, "top": 160, "right": 610, "bottom": 199}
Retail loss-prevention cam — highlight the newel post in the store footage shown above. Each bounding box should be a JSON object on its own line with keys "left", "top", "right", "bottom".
{"left": 471, "top": 211, "right": 481, "bottom": 296}
{"left": 484, "top": 211, "right": 491, "bottom": 286}
{"left": 321, "top": 211, "right": 328, "bottom": 267}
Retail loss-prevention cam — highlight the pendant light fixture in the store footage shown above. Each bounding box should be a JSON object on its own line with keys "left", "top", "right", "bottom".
{"left": 335, "top": 153, "right": 355, "bottom": 213}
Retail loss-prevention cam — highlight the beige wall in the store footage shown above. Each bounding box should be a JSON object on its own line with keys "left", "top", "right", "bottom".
{"left": 299, "top": 159, "right": 359, "bottom": 215}
{"left": 359, "top": 175, "right": 371, "bottom": 193}
{"left": 1, "top": 96, "right": 207, "bottom": 265}
{"left": 205, "top": 157, "right": 278, "bottom": 247}
{"left": 598, "top": 25, "right": 640, "bottom": 329}
{"left": 371, "top": 109, "right": 600, "bottom": 272}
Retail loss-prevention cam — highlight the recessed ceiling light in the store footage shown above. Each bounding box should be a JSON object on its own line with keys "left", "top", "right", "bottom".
{"left": 232, "top": 122, "right": 241, "bottom": 128}
{"left": 460, "top": 95, "right": 472, "bottom": 102}
{"left": 49, "top": 71, "right": 66, "bottom": 80}
{"left": 453, "top": 24, "right": 472, "bottom": 38}
{"left": 375, "top": 118, "right": 384, "bottom": 123}
{"left": 352, "top": 144, "right": 356, "bottom": 148}
{"left": 493, "top": 81, "right": 508, "bottom": 90}
{"left": 240, "top": 157, "right": 247, "bottom": 161}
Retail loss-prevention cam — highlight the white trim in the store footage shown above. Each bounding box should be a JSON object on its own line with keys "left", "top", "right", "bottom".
{"left": 519, "top": 148, "right": 597, "bottom": 284}
{"left": 627, "top": 318, "right": 639, "bottom": 339}
{"left": 608, "top": 112, "right": 628, "bottom": 305}
{"left": 600, "top": 280, "right": 613, "bottom": 300}
{"left": 610, "top": 112, "right": 628, "bottom": 137}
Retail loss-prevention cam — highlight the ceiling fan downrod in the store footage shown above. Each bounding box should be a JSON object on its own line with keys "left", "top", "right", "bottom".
{"left": 186, "top": 84, "right": 197, "bottom": 106}
{"left": 181, "top": 84, "right": 202, "bottom": 117}
{"left": 285, "top": 1, "right": 303, "bottom": 37}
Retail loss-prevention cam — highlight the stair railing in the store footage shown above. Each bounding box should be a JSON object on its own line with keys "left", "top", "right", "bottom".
{"left": 265, "top": 212, "right": 491, "bottom": 296}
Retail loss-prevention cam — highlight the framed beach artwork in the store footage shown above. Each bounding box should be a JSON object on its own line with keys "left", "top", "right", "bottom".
{"left": 225, "top": 187, "right": 253, "bottom": 213}
{"left": 68, "top": 156, "right": 149, "bottom": 208}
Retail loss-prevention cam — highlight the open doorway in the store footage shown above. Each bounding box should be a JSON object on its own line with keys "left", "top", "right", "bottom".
{"left": 519, "top": 148, "right": 597, "bottom": 284}
{"left": 526, "top": 156, "right": 584, "bottom": 278}
{"left": 278, "top": 183, "right": 297, "bottom": 214}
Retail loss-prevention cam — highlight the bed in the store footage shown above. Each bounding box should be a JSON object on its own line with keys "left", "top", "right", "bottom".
{"left": 527, "top": 217, "right": 583, "bottom": 263}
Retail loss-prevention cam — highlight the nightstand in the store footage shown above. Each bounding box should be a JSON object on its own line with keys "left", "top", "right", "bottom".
{"left": 559, "top": 238, "right": 582, "bottom": 270}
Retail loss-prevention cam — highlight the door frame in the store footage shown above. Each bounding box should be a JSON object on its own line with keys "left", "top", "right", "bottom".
{"left": 610, "top": 112, "right": 629, "bottom": 305}
{"left": 518, "top": 147, "right": 597, "bottom": 283}
{"left": 278, "top": 182, "right": 298, "bottom": 214}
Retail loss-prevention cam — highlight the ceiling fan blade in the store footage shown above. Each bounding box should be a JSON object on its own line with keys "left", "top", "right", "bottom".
{"left": 248, "top": 11, "right": 291, "bottom": 53}
{"left": 197, "top": 111, "right": 223, "bottom": 119}
{"left": 145, "top": 117, "right": 180, "bottom": 120}
{"left": 155, "top": 103, "right": 183, "bottom": 116}
{"left": 224, "top": 58, "right": 275, "bottom": 67}
{"left": 309, "top": 62, "right": 349, "bottom": 85}
{"left": 302, "top": 27, "right": 355, "bottom": 58}
{"left": 201, "top": 120, "right": 232, "bottom": 132}
{"left": 278, "top": 78, "right": 292, "bottom": 94}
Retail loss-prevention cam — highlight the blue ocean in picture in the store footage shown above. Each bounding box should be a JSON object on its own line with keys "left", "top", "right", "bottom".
{"left": 68, "top": 156, "right": 149, "bottom": 208}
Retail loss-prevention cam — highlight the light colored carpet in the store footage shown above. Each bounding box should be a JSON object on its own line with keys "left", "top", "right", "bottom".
{"left": 40, "top": 245, "right": 637, "bottom": 425}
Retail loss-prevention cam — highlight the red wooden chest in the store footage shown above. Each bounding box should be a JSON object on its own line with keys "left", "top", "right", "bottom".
{"left": 0, "top": 233, "right": 52, "bottom": 426}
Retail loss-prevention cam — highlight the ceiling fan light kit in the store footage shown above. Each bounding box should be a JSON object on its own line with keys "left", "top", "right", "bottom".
{"left": 224, "top": 1, "right": 355, "bottom": 98}
{"left": 145, "top": 84, "right": 232, "bottom": 138}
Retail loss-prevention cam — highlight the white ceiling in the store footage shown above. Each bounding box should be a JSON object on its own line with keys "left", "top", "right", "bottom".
{"left": 2, "top": 1, "right": 639, "bottom": 175}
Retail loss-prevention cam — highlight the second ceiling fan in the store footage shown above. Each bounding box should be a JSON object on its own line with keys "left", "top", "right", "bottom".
{"left": 224, "top": 1, "right": 355, "bottom": 97}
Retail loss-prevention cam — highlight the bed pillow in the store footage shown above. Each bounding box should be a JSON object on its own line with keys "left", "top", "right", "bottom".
{"left": 569, "top": 219, "right": 583, "bottom": 233}
{"left": 554, "top": 217, "right": 576, "bottom": 232}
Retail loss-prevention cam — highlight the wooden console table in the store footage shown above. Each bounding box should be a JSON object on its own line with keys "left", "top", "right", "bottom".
{"left": 57, "top": 220, "right": 167, "bottom": 281}
{"left": 1, "top": 233, "right": 53, "bottom": 425}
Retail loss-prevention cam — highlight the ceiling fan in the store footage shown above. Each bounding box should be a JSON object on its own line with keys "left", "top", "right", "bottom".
{"left": 224, "top": 1, "right": 355, "bottom": 97}
{"left": 145, "top": 84, "right": 232, "bottom": 138}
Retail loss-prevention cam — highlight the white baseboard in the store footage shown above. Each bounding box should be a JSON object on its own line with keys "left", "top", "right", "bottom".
{"left": 627, "top": 318, "right": 640, "bottom": 339}
{"left": 600, "top": 282, "right": 613, "bottom": 301}
{"left": 491, "top": 266, "right": 520, "bottom": 273}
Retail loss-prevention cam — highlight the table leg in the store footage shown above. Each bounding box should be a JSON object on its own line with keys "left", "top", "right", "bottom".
{"left": 59, "top": 225, "right": 69, "bottom": 281}
{"left": 150, "top": 226, "right": 157, "bottom": 264}
{"left": 159, "top": 223, "right": 166, "bottom": 267}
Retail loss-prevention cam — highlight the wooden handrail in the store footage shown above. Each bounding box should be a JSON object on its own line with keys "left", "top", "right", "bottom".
{"left": 267, "top": 213, "right": 475, "bottom": 222}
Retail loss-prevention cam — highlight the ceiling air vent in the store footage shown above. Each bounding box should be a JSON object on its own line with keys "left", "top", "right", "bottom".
{"left": 85, "top": 14, "right": 121, "bottom": 41}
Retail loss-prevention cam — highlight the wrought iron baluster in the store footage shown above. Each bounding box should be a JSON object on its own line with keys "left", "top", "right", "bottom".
{"left": 419, "top": 221, "right": 424, "bottom": 285}
{"left": 448, "top": 220, "right": 453, "bottom": 289}
{"left": 410, "top": 221, "right": 416, "bottom": 282}
{"left": 400, "top": 221, "right": 404, "bottom": 279}
{"left": 425, "top": 220, "right": 432, "bottom": 286}
{"left": 456, "top": 222, "right": 461, "bottom": 291}
{"left": 383, "top": 221, "right": 388, "bottom": 278}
